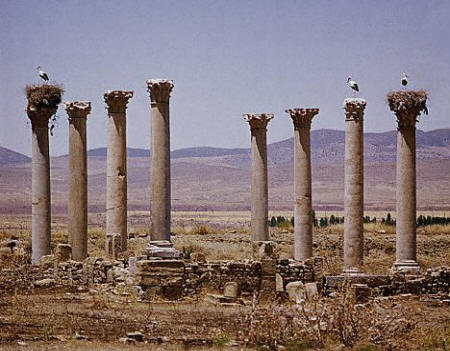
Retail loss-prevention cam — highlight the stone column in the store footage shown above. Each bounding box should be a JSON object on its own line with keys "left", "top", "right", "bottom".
{"left": 387, "top": 91, "right": 427, "bottom": 273}
{"left": 146, "top": 79, "right": 174, "bottom": 242}
{"left": 286, "top": 108, "right": 319, "bottom": 261}
{"left": 243, "top": 114, "right": 274, "bottom": 242}
{"left": 343, "top": 98, "right": 366, "bottom": 275}
{"left": 104, "top": 91, "right": 133, "bottom": 253}
{"left": 26, "top": 87, "right": 61, "bottom": 264}
{"left": 65, "top": 101, "right": 91, "bottom": 261}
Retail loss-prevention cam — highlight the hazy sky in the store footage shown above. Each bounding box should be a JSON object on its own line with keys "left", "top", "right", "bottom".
{"left": 1, "top": 0, "right": 449, "bottom": 156}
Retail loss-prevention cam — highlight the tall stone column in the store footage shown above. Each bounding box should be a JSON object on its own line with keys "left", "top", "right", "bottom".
{"left": 65, "top": 101, "right": 91, "bottom": 261}
{"left": 25, "top": 85, "right": 62, "bottom": 264}
{"left": 146, "top": 79, "right": 174, "bottom": 242}
{"left": 387, "top": 91, "right": 427, "bottom": 273}
{"left": 243, "top": 114, "right": 274, "bottom": 242}
{"left": 286, "top": 108, "right": 319, "bottom": 261}
{"left": 343, "top": 98, "right": 366, "bottom": 275}
{"left": 104, "top": 90, "right": 133, "bottom": 253}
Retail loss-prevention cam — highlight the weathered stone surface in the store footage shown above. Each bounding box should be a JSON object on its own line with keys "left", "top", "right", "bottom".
{"left": 286, "top": 281, "right": 305, "bottom": 303}
{"left": 388, "top": 91, "right": 426, "bottom": 273}
{"left": 145, "top": 241, "right": 180, "bottom": 258}
{"left": 304, "top": 282, "right": 319, "bottom": 299}
{"left": 126, "top": 331, "right": 144, "bottom": 342}
{"left": 147, "top": 80, "right": 174, "bottom": 242}
{"left": 104, "top": 90, "right": 133, "bottom": 252}
{"left": 34, "top": 278, "right": 56, "bottom": 288}
{"left": 252, "top": 241, "right": 276, "bottom": 260}
{"left": 243, "top": 114, "right": 273, "bottom": 242}
{"left": 275, "top": 273, "right": 284, "bottom": 292}
{"left": 343, "top": 98, "right": 366, "bottom": 275}
{"left": 105, "top": 233, "right": 122, "bottom": 259}
{"left": 204, "top": 293, "right": 244, "bottom": 305}
{"left": 55, "top": 244, "right": 72, "bottom": 262}
{"left": 223, "top": 281, "right": 240, "bottom": 298}
{"left": 286, "top": 108, "right": 319, "bottom": 261}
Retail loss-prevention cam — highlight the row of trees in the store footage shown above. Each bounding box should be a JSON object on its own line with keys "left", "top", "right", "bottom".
{"left": 269, "top": 212, "right": 450, "bottom": 228}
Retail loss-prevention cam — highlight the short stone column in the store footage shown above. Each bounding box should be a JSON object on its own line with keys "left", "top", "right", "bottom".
{"left": 387, "top": 91, "right": 428, "bottom": 273}
{"left": 343, "top": 98, "right": 366, "bottom": 275}
{"left": 65, "top": 101, "right": 91, "bottom": 261}
{"left": 25, "top": 85, "right": 63, "bottom": 264}
{"left": 243, "top": 114, "right": 274, "bottom": 243}
{"left": 104, "top": 90, "right": 133, "bottom": 254}
{"left": 286, "top": 108, "right": 319, "bottom": 261}
{"left": 146, "top": 79, "right": 174, "bottom": 242}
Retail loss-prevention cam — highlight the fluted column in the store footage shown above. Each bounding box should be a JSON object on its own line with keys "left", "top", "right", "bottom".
{"left": 26, "top": 85, "right": 62, "bottom": 264}
{"left": 146, "top": 79, "right": 174, "bottom": 242}
{"left": 343, "top": 98, "right": 366, "bottom": 275}
{"left": 104, "top": 90, "right": 133, "bottom": 252}
{"left": 243, "top": 114, "right": 274, "bottom": 242}
{"left": 65, "top": 101, "right": 91, "bottom": 261}
{"left": 286, "top": 108, "right": 319, "bottom": 261}
{"left": 388, "top": 91, "right": 427, "bottom": 273}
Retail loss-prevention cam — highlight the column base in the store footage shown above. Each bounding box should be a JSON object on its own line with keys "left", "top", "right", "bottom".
{"left": 145, "top": 240, "right": 180, "bottom": 259}
{"left": 391, "top": 260, "right": 420, "bottom": 274}
{"left": 342, "top": 267, "right": 365, "bottom": 276}
{"left": 252, "top": 241, "right": 276, "bottom": 260}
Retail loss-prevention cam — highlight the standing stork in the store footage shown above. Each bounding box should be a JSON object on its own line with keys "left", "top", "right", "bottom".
{"left": 347, "top": 76, "right": 359, "bottom": 96}
{"left": 36, "top": 66, "right": 49, "bottom": 83}
{"left": 401, "top": 72, "right": 408, "bottom": 89}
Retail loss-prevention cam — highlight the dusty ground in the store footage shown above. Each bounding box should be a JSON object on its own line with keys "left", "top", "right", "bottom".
{"left": 1, "top": 212, "right": 449, "bottom": 350}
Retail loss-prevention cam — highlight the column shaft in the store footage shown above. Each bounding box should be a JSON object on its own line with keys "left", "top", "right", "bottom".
{"left": 294, "top": 126, "right": 312, "bottom": 260}
{"left": 342, "top": 98, "right": 366, "bottom": 274}
{"left": 68, "top": 117, "right": 87, "bottom": 260}
{"left": 344, "top": 117, "right": 364, "bottom": 271}
{"left": 31, "top": 124, "right": 51, "bottom": 264}
{"left": 396, "top": 124, "right": 417, "bottom": 263}
{"left": 106, "top": 111, "right": 127, "bottom": 250}
{"left": 387, "top": 90, "right": 426, "bottom": 273}
{"left": 251, "top": 126, "right": 269, "bottom": 241}
{"left": 150, "top": 102, "right": 171, "bottom": 241}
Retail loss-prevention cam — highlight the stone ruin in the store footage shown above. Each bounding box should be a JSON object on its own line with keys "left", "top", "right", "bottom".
{"left": 2, "top": 82, "right": 447, "bottom": 302}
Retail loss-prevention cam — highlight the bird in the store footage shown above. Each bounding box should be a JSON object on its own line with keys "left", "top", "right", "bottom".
{"left": 347, "top": 76, "right": 359, "bottom": 96}
{"left": 401, "top": 73, "right": 408, "bottom": 89}
{"left": 36, "top": 66, "right": 49, "bottom": 82}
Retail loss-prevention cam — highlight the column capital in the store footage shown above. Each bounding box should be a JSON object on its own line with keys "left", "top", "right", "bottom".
{"left": 25, "top": 84, "right": 63, "bottom": 127}
{"left": 64, "top": 101, "right": 91, "bottom": 119}
{"left": 343, "top": 98, "right": 366, "bottom": 122}
{"left": 286, "top": 108, "right": 319, "bottom": 129}
{"left": 387, "top": 90, "right": 428, "bottom": 130}
{"left": 243, "top": 113, "right": 274, "bottom": 130}
{"left": 146, "top": 79, "right": 174, "bottom": 104}
{"left": 104, "top": 90, "right": 133, "bottom": 113}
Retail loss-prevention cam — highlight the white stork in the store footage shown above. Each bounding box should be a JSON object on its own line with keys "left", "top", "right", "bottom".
{"left": 347, "top": 76, "right": 359, "bottom": 96}
{"left": 36, "top": 66, "right": 49, "bottom": 82}
{"left": 401, "top": 72, "right": 408, "bottom": 89}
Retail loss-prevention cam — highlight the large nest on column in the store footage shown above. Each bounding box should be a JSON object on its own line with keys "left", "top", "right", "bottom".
{"left": 25, "top": 84, "right": 64, "bottom": 110}
{"left": 387, "top": 90, "right": 428, "bottom": 116}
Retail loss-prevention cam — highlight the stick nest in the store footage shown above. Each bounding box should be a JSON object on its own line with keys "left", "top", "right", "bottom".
{"left": 25, "top": 84, "right": 64, "bottom": 110}
{"left": 387, "top": 90, "right": 428, "bottom": 115}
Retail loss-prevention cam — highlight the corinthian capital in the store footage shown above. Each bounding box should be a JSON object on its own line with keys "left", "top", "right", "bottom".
{"left": 146, "top": 79, "right": 174, "bottom": 104}
{"left": 104, "top": 90, "right": 133, "bottom": 113}
{"left": 387, "top": 90, "right": 428, "bottom": 130}
{"left": 286, "top": 108, "right": 319, "bottom": 129}
{"left": 343, "top": 98, "right": 366, "bottom": 122}
{"left": 243, "top": 113, "right": 274, "bottom": 130}
{"left": 64, "top": 101, "right": 91, "bottom": 119}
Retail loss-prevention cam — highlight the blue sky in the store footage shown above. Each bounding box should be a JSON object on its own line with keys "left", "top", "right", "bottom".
{"left": 1, "top": 0, "right": 449, "bottom": 156}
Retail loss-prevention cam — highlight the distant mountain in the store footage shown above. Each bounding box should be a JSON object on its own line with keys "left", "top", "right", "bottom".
{"left": 4, "top": 128, "right": 450, "bottom": 164}
{"left": 171, "top": 146, "right": 248, "bottom": 158}
{"left": 87, "top": 147, "right": 150, "bottom": 157}
{"left": 0, "top": 147, "right": 30, "bottom": 166}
